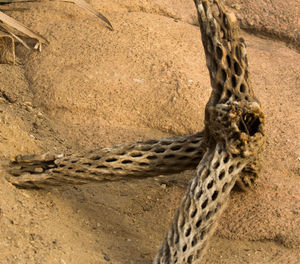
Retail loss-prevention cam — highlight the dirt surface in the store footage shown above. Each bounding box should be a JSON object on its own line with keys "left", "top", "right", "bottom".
{"left": 0, "top": 0, "right": 299, "bottom": 263}
{"left": 225, "top": 0, "right": 300, "bottom": 51}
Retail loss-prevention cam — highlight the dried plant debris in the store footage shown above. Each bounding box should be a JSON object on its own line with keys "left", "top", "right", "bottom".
{"left": 70, "top": 0, "right": 113, "bottom": 31}
{"left": 0, "top": 10, "right": 48, "bottom": 49}
{"left": 0, "top": 31, "right": 16, "bottom": 63}
{"left": 0, "top": 0, "right": 113, "bottom": 64}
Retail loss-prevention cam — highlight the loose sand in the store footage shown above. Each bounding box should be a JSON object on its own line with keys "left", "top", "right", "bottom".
{"left": 0, "top": 1, "right": 299, "bottom": 263}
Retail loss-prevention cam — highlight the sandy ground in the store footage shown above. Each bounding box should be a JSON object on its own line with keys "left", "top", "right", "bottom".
{"left": 0, "top": 0, "right": 299, "bottom": 263}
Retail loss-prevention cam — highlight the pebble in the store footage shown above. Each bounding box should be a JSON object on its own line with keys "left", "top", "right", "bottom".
{"left": 160, "top": 184, "right": 167, "bottom": 189}
{"left": 2, "top": 92, "right": 17, "bottom": 103}
{"left": 232, "top": 4, "right": 241, "bottom": 11}
{"left": 133, "top": 78, "right": 144, "bottom": 83}
{"left": 26, "top": 105, "right": 33, "bottom": 112}
{"left": 24, "top": 101, "right": 32, "bottom": 107}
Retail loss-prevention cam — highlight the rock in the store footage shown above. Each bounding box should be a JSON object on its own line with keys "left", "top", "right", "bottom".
{"left": 26, "top": 105, "right": 33, "bottom": 112}
{"left": 232, "top": 3, "right": 241, "bottom": 11}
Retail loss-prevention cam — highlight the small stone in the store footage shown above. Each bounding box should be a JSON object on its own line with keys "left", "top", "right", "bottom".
{"left": 133, "top": 78, "right": 144, "bottom": 83}
{"left": 24, "top": 101, "right": 32, "bottom": 107}
{"left": 232, "top": 4, "right": 241, "bottom": 11}
{"left": 104, "top": 255, "right": 110, "bottom": 261}
{"left": 171, "top": 96, "right": 176, "bottom": 102}
{"left": 160, "top": 184, "right": 167, "bottom": 189}
{"left": 26, "top": 105, "right": 33, "bottom": 112}
{"left": 37, "top": 112, "right": 43, "bottom": 118}
{"left": 1, "top": 91, "right": 17, "bottom": 103}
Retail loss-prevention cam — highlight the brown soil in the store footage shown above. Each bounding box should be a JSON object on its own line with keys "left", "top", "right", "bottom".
{"left": 0, "top": 1, "right": 299, "bottom": 263}
{"left": 224, "top": 0, "right": 300, "bottom": 51}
